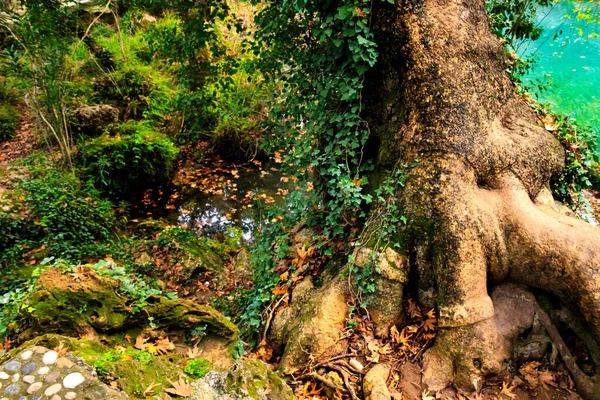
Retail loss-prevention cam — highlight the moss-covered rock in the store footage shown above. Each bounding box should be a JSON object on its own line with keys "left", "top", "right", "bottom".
{"left": 17, "top": 334, "right": 181, "bottom": 399}
{"left": 22, "top": 267, "right": 238, "bottom": 342}
{"left": 190, "top": 359, "right": 294, "bottom": 400}
{"left": 3, "top": 340, "right": 128, "bottom": 399}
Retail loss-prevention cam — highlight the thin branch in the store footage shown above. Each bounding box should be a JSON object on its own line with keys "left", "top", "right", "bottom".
{"left": 72, "top": 0, "right": 112, "bottom": 57}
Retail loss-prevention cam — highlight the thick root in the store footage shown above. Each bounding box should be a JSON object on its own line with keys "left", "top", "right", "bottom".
{"left": 422, "top": 284, "right": 542, "bottom": 393}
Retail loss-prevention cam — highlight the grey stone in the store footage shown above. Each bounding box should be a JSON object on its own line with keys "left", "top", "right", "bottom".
{"left": 4, "top": 383, "right": 21, "bottom": 395}
{"left": 22, "top": 362, "right": 37, "bottom": 375}
{"left": 63, "top": 373, "right": 84, "bottom": 389}
{"left": 45, "top": 371, "right": 61, "bottom": 383}
{"left": 4, "top": 361, "right": 21, "bottom": 372}
{"left": 190, "top": 360, "right": 294, "bottom": 400}
{"left": 42, "top": 351, "right": 58, "bottom": 365}
{"left": 27, "top": 382, "right": 43, "bottom": 394}
{"left": 44, "top": 383, "right": 62, "bottom": 396}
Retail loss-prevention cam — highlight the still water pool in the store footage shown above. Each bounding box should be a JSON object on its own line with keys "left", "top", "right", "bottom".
{"left": 520, "top": 0, "right": 600, "bottom": 133}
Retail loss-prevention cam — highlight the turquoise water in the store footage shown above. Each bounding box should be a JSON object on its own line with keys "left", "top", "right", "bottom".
{"left": 519, "top": 1, "right": 600, "bottom": 132}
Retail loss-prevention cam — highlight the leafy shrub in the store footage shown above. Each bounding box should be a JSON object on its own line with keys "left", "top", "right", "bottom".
{"left": 80, "top": 121, "right": 179, "bottom": 197}
{"left": 550, "top": 116, "right": 600, "bottom": 205}
{"left": 183, "top": 358, "right": 211, "bottom": 378}
{"left": 0, "top": 165, "right": 117, "bottom": 261}
{"left": 0, "top": 104, "right": 20, "bottom": 141}
{"left": 92, "top": 62, "right": 175, "bottom": 122}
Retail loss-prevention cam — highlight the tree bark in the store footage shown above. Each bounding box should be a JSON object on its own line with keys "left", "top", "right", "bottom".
{"left": 364, "top": 0, "right": 600, "bottom": 393}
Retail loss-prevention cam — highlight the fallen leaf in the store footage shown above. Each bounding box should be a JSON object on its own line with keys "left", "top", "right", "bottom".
{"left": 186, "top": 346, "right": 202, "bottom": 359}
{"left": 143, "top": 381, "right": 161, "bottom": 398}
{"left": 539, "top": 370, "right": 557, "bottom": 389}
{"left": 500, "top": 381, "right": 517, "bottom": 399}
{"left": 165, "top": 376, "right": 192, "bottom": 397}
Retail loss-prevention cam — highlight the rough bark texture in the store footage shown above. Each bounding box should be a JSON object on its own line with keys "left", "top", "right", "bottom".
{"left": 364, "top": 0, "right": 600, "bottom": 393}
{"left": 267, "top": 0, "right": 600, "bottom": 395}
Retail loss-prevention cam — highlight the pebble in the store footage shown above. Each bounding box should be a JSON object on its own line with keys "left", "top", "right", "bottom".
{"left": 45, "top": 371, "right": 61, "bottom": 383}
{"left": 22, "top": 362, "right": 37, "bottom": 375}
{"left": 42, "top": 351, "right": 59, "bottom": 365}
{"left": 27, "top": 382, "right": 43, "bottom": 394}
{"left": 11, "top": 373, "right": 20, "bottom": 383}
{"left": 37, "top": 367, "right": 49, "bottom": 375}
{"left": 65, "top": 392, "right": 76, "bottom": 400}
{"left": 51, "top": 396, "right": 61, "bottom": 400}
{"left": 32, "top": 396, "right": 42, "bottom": 400}
{"left": 63, "top": 373, "right": 84, "bottom": 389}
{"left": 0, "top": 372, "right": 8, "bottom": 380}
{"left": 20, "top": 351, "right": 33, "bottom": 361}
{"left": 4, "top": 361, "right": 21, "bottom": 372}
{"left": 44, "top": 383, "right": 62, "bottom": 396}
{"left": 56, "top": 358, "right": 74, "bottom": 369}
{"left": 4, "top": 383, "right": 21, "bottom": 395}
{"left": 18, "top": 397, "right": 28, "bottom": 400}
{"left": 23, "top": 375, "right": 35, "bottom": 384}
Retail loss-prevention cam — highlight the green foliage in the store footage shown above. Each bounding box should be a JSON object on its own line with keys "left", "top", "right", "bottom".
{"left": 0, "top": 163, "right": 117, "bottom": 262}
{"left": 238, "top": 212, "right": 292, "bottom": 342}
{"left": 0, "top": 1, "right": 83, "bottom": 165}
{"left": 183, "top": 358, "right": 211, "bottom": 378}
{"left": 253, "top": 0, "right": 381, "bottom": 237}
{"left": 94, "top": 347, "right": 153, "bottom": 379}
{"left": 550, "top": 115, "right": 600, "bottom": 205}
{"left": 87, "top": 259, "right": 163, "bottom": 314}
{"left": 0, "top": 104, "right": 20, "bottom": 141}
{"left": 92, "top": 62, "right": 175, "bottom": 121}
{"left": 485, "top": 0, "right": 553, "bottom": 46}
{"left": 80, "top": 121, "right": 179, "bottom": 196}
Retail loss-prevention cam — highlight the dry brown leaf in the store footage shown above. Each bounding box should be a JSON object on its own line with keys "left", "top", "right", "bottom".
{"left": 500, "top": 381, "right": 517, "bottom": 399}
{"left": 165, "top": 376, "right": 192, "bottom": 397}
{"left": 53, "top": 343, "right": 68, "bottom": 356}
{"left": 134, "top": 335, "right": 149, "bottom": 351}
{"left": 143, "top": 381, "right": 161, "bottom": 398}
{"left": 154, "top": 337, "right": 175, "bottom": 355}
{"left": 272, "top": 283, "right": 290, "bottom": 296}
{"left": 539, "top": 370, "right": 557, "bottom": 389}
{"left": 186, "top": 346, "right": 202, "bottom": 359}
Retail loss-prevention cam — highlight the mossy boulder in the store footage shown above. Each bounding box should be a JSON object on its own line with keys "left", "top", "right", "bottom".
{"left": 3, "top": 340, "right": 128, "bottom": 399}
{"left": 22, "top": 267, "right": 238, "bottom": 341}
{"left": 190, "top": 359, "right": 294, "bottom": 400}
{"left": 16, "top": 334, "right": 182, "bottom": 399}
{"left": 70, "top": 104, "right": 119, "bottom": 137}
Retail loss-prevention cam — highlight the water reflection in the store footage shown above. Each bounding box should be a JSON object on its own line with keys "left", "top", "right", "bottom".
{"left": 171, "top": 164, "right": 294, "bottom": 242}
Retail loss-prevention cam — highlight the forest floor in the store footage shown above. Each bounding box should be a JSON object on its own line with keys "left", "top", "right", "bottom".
{"left": 0, "top": 116, "right": 597, "bottom": 400}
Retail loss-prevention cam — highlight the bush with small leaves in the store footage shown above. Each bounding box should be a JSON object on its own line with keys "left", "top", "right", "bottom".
{"left": 0, "top": 104, "right": 20, "bottom": 142}
{"left": 80, "top": 121, "right": 179, "bottom": 197}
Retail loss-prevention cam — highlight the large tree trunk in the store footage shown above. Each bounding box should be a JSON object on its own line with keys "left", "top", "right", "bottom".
{"left": 365, "top": 0, "right": 600, "bottom": 394}
{"left": 269, "top": 0, "right": 600, "bottom": 397}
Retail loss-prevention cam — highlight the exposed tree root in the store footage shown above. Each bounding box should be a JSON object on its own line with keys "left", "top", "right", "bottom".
{"left": 536, "top": 306, "right": 600, "bottom": 399}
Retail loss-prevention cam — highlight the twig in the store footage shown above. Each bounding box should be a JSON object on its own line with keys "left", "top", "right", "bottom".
{"left": 72, "top": 0, "right": 112, "bottom": 56}
{"left": 111, "top": 9, "right": 126, "bottom": 61}
{"left": 536, "top": 306, "right": 599, "bottom": 399}
{"left": 297, "top": 373, "right": 343, "bottom": 391}
{"left": 323, "top": 363, "right": 360, "bottom": 400}
{"left": 260, "top": 294, "right": 287, "bottom": 344}
{"left": 314, "top": 353, "right": 356, "bottom": 368}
